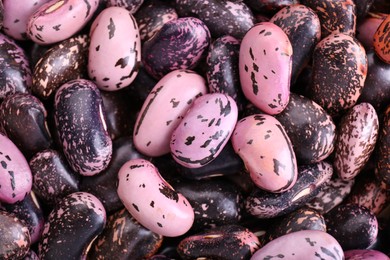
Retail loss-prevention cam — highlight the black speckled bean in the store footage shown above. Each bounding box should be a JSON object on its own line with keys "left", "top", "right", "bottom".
{"left": 3, "top": 192, "right": 44, "bottom": 245}
{"left": 80, "top": 136, "right": 147, "bottom": 213}
{"left": 0, "top": 210, "right": 30, "bottom": 259}
{"left": 325, "top": 203, "right": 378, "bottom": 250}
{"left": 38, "top": 192, "right": 106, "bottom": 259}
{"left": 270, "top": 4, "right": 321, "bottom": 84}
{"left": 0, "top": 33, "right": 32, "bottom": 100}
{"left": 175, "top": 0, "right": 255, "bottom": 39}
{"left": 300, "top": 0, "right": 357, "bottom": 38}
{"left": 245, "top": 0, "right": 298, "bottom": 14}
{"left": 245, "top": 161, "right": 333, "bottom": 219}
{"left": 306, "top": 177, "right": 355, "bottom": 214}
{"left": 54, "top": 79, "right": 112, "bottom": 176}
{"left": 32, "top": 34, "right": 89, "bottom": 100}
{"left": 308, "top": 33, "right": 367, "bottom": 116}
{"left": 353, "top": 0, "right": 375, "bottom": 21}
{"left": 88, "top": 208, "right": 163, "bottom": 259}
{"left": 177, "top": 225, "right": 260, "bottom": 260}
{"left": 134, "top": 0, "right": 178, "bottom": 42}
{"left": 23, "top": 249, "right": 39, "bottom": 260}
{"left": 106, "top": 0, "right": 144, "bottom": 13}
{"left": 376, "top": 105, "right": 390, "bottom": 185}
{"left": 29, "top": 149, "right": 80, "bottom": 207}
{"left": 174, "top": 178, "right": 244, "bottom": 232}
{"left": 0, "top": 93, "right": 52, "bottom": 159}
{"left": 275, "top": 93, "right": 336, "bottom": 164}
{"left": 265, "top": 207, "right": 326, "bottom": 242}
{"left": 206, "top": 35, "right": 246, "bottom": 112}
{"left": 142, "top": 17, "right": 210, "bottom": 79}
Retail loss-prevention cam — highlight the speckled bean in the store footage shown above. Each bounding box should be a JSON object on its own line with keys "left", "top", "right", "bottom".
{"left": 29, "top": 149, "right": 80, "bottom": 206}
{"left": 376, "top": 105, "right": 390, "bottom": 185}
{"left": 170, "top": 93, "right": 238, "bottom": 168}
{"left": 344, "top": 249, "right": 390, "bottom": 260}
{"left": 239, "top": 22, "right": 292, "bottom": 115}
{"left": 106, "top": 0, "right": 143, "bottom": 13}
{"left": 88, "top": 6, "right": 141, "bottom": 91}
{"left": 117, "top": 159, "right": 194, "bottom": 237}
{"left": 251, "top": 230, "right": 344, "bottom": 260}
{"left": 232, "top": 114, "right": 297, "bottom": 193}
{"left": 177, "top": 225, "right": 260, "bottom": 260}
{"left": 32, "top": 34, "right": 89, "bottom": 100}
{"left": 0, "top": 33, "right": 32, "bottom": 100}
{"left": 0, "top": 93, "right": 52, "bottom": 159}
{"left": 134, "top": 69, "right": 207, "bottom": 157}
{"left": 0, "top": 210, "right": 30, "bottom": 259}
{"left": 27, "top": 0, "right": 99, "bottom": 44}
{"left": 88, "top": 207, "right": 163, "bottom": 259}
{"left": 373, "top": 14, "right": 390, "bottom": 64}
{"left": 245, "top": 161, "right": 333, "bottom": 219}
{"left": 0, "top": 133, "right": 32, "bottom": 204}
{"left": 38, "top": 192, "right": 106, "bottom": 259}
{"left": 142, "top": 17, "right": 210, "bottom": 79}
{"left": 54, "top": 79, "right": 112, "bottom": 176}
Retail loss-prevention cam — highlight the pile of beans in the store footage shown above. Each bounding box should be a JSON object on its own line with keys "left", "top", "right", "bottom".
{"left": 0, "top": 0, "right": 390, "bottom": 259}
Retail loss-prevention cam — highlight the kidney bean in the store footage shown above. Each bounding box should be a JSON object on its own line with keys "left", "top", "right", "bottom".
{"left": 357, "top": 13, "right": 386, "bottom": 51}
{"left": 0, "top": 210, "right": 31, "bottom": 259}
{"left": 29, "top": 149, "right": 80, "bottom": 206}
{"left": 117, "top": 159, "right": 194, "bottom": 237}
{"left": 134, "top": 0, "right": 178, "bottom": 42}
{"left": 27, "top": 0, "right": 99, "bottom": 45}
{"left": 88, "top": 207, "right": 163, "bottom": 259}
{"left": 344, "top": 249, "right": 390, "bottom": 260}
{"left": 245, "top": 0, "right": 298, "bottom": 14}
{"left": 0, "top": 93, "right": 52, "bottom": 159}
{"left": 106, "top": 0, "right": 144, "bottom": 13}
{"left": 38, "top": 192, "right": 106, "bottom": 259}
{"left": 170, "top": 93, "right": 238, "bottom": 168}
{"left": 54, "top": 79, "right": 112, "bottom": 176}
{"left": 0, "top": 33, "right": 32, "bottom": 100}
{"left": 376, "top": 105, "right": 390, "bottom": 185}
{"left": 373, "top": 14, "right": 390, "bottom": 64}
{"left": 239, "top": 22, "right": 292, "bottom": 115}
{"left": 32, "top": 34, "right": 89, "bottom": 100}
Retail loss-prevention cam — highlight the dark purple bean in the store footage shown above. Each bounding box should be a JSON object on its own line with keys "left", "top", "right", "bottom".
{"left": 175, "top": 0, "right": 255, "bottom": 39}
{"left": 106, "top": 0, "right": 144, "bottom": 13}
{"left": 353, "top": 0, "right": 375, "bottom": 21}
{"left": 0, "top": 93, "right": 52, "bottom": 159}
{"left": 88, "top": 208, "right": 163, "bottom": 259}
{"left": 376, "top": 105, "right": 390, "bottom": 185}
{"left": 3, "top": 192, "right": 44, "bottom": 245}
{"left": 29, "top": 149, "right": 80, "bottom": 207}
{"left": 245, "top": 0, "right": 298, "bottom": 14}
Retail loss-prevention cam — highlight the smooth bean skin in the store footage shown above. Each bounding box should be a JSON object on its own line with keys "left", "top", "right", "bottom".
{"left": 0, "top": 133, "right": 32, "bottom": 204}
{"left": 270, "top": 4, "right": 321, "bottom": 84}
{"left": 29, "top": 149, "right": 80, "bottom": 206}
{"left": 344, "top": 249, "right": 390, "bottom": 260}
{"left": 325, "top": 204, "right": 378, "bottom": 250}
{"left": 134, "top": 69, "right": 207, "bottom": 157}
{"left": 117, "top": 159, "right": 194, "bottom": 237}
{"left": 2, "top": 0, "right": 50, "bottom": 40}
{"left": 239, "top": 22, "right": 292, "bottom": 115}
{"left": 177, "top": 225, "right": 260, "bottom": 260}
{"left": 38, "top": 192, "right": 106, "bottom": 260}
{"left": 27, "top": 0, "right": 99, "bottom": 45}
{"left": 0, "top": 210, "right": 31, "bottom": 259}
{"left": 142, "top": 17, "right": 210, "bottom": 79}
{"left": 275, "top": 93, "right": 336, "bottom": 164}
{"left": 245, "top": 0, "right": 298, "bottom": 13}
{"left": 134, "top": 0, "right": 178, "bottom": 42}
{"left": 80, "top": 136, "right": 147, "bottom": 213}
{"left": 3, "top": 192, "right": 44, "bottom": 245}
{"left": 171, "top": 93, "right": 238, "bottom": 168}
{"left": 88, "top": 6, "right": 141, "bottom": 91}
{"left": 0, "top": 33, "right": 32, "bottom": 100}
{"left": 0, "top": 93, "right": 52, "bottom": 159}
{"left": 88, "top": 208, "right": 163, "bottom": 259}
{"left": 251, "top": 230, "right": 344, "bottom": 260}
{"left": 175, "top": 0, "right": 255, "bottom": 39}
{"left": 245, "top": 161, "right": 333, "bottom": 219}
{"left": 32, "top": 34, "right": 89, "bottom": 100}
{"left": 106, "top": 0, "right": 144, "bottom": 13}
{"left": 54, "top": 79, "right": 112, "bottom": 176}
{"left": 333, "top": 103, "right": 379, "bottom": 180}
{"left": 309, "top": 33, "right": 367, "bottom": 116}
{"left": 300, "top": 0, "right": 357, "bottom": 38}
{"left": 232, "top": 114, "right": 297, "bottom": 193}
